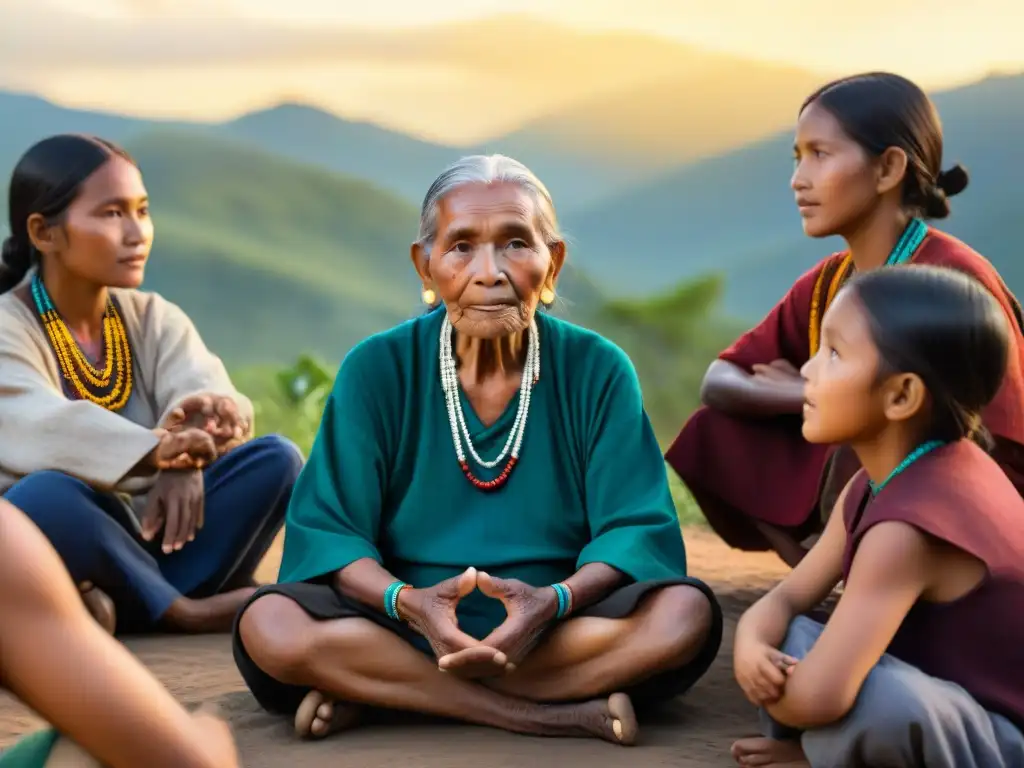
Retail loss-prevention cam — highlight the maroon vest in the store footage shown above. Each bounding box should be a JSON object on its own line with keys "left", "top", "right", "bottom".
{"left": 843, "top": 440, "right": 1024, "bottom": 729}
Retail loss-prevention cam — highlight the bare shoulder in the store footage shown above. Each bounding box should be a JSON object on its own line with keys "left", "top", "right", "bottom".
{"left": 849, "top": 520, "right": 936, "bottom": 585}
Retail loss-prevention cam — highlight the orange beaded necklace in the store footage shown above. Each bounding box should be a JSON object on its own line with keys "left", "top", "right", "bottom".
{"left": 31, "top": 273, "right": 133, "bottom": 411}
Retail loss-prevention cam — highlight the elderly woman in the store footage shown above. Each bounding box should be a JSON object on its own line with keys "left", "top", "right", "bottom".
{"left": 233, "top": 155, "right": 722, "bottom": 745}
{"left": 0, "top": 134, "right": 302, "bottom": 636}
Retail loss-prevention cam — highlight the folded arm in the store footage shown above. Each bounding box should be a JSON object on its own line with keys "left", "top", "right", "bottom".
{"left": 700, "top": 359, "right": 805, "bottom": 417}
{"left": 740, "top": 495, "right": 934, "bottom": 729}
{"left": 700, "top": 261, "right": 822, "bottom": 418}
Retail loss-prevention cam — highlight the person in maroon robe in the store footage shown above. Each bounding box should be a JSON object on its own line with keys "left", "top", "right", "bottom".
{"left": 665, "top": 72, "right": 1024, "bottom": 566}
{"left": 731, "top": 265, "right": 1024, "bottom": 767}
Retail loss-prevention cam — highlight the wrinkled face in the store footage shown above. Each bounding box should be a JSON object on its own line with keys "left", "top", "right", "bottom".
{"left": 791, "top": 101, "right": 881, "bottom": 239}
{"left": 415, "top": 181, "right": 563, "bottom": 339}
{"left": 800, "top": 288, "right": 890, "bottom": 444}
{"left": 43, "top": 155, "right": 153, "bottom": 288}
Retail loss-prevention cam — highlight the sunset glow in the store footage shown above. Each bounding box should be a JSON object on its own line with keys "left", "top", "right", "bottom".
{"left": 3, "top": 0, "right": 1020, "bottom": 142}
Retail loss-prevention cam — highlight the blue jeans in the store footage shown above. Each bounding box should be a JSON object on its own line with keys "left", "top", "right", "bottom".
{"left": 3, "top": 434, "right": 302, "bottom": 632}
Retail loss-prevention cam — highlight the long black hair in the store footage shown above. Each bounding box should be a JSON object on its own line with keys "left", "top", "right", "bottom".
{"left": 849, "top": 265, "right": 1008, "bottom": 448}
{"left": 2, "top": 134, "right": 136, "bottom": 293}
{"left": 801, "top": 72, "right": 968, "bottom": 220}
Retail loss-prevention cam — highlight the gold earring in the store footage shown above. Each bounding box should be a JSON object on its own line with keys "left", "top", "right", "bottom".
{"left": 540, "top": 287, "right": 555, "bottom": 305}
{"left": 421, "top": 288, "right": 436, "bottom": 306}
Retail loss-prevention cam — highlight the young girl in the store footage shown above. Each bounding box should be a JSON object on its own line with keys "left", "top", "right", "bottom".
{"left": 0, "top": 498, "right": 239, "bottom": 767}
{"left": 731, "top": 265, "right": 1024, "bottom": 768}
{"left": 665, "top": 71, "right": 1024, "bottom": 567}
{"left": 0, "top": 134, "right": 303, "bottom": 634}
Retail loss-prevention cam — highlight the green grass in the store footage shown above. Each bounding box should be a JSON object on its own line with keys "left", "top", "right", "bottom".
{"left": 669, "top": 471, "right": 705, "bottom": 528}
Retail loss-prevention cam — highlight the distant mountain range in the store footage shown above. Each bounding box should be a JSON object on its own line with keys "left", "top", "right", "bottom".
{"left": 492, "top": 60, "right": 823, "bottom": 170}
{"left": 0, "top": 92, "right": 456, "bottom": 210}
{"left": 117, "top": 131, "right": 423, "bottom": 364}
{"left": 564, "top": 73, "right": 1024, "bottom": 318}
{"left": 0, "top": 69, "right": 818, "bottom": 212}
{"left": 0, "top": 16, "right": 831, "bottom": 210}
{"left": 1, "top": 43, "right": 1019, "bottom": 360}
{"left": 0, "top": 126, "right": 604, "bottom": 365}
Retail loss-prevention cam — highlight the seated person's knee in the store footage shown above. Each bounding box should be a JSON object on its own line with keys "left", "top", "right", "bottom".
{"left": 238, "top": 595, "right": 313, "bottom": 680}
{"left": 7, "top": 470, "right": 89, "bottom": 503}
{"left": 661, "top": 584, "right": 713, "bottom": 637}
{"left": 810, "top": 671, "right": 928, "bottom": 755}
{"left": 251, "top": 435, "right": 304, "bottom": 480}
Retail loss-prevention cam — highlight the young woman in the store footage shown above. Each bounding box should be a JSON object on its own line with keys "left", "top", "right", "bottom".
{"left": 0, "top": 499, "right": 239, "bottom": 767}
{"left": 731, "top": 266, "right": 1024, "bottom": 768}
{"left": 0, "top": 134, "right": 303, "bottom": 634}
{"left": 665, "top": 72, "right": 1024, "bottom": 567}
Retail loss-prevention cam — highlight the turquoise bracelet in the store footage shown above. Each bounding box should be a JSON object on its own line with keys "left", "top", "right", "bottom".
{"left": 551, "top": 582, "right": 573, "bottom": 619}
{"left": 383, "top": 580, "right": 408, "bottom": 621}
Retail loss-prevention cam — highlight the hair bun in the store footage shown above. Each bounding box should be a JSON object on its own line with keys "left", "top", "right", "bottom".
{"left": 1, "top": 236, "right": 29, "bottom": 267}
{"left": 0, "top": 235, "right": 35, "bottom": 291}
{"left": 937, "top": 163, "right": 969, "bottom": 197}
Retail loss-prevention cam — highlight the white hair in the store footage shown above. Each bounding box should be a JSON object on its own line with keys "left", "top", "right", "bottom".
{"left": 416, "top": 154, "right": 562, "bottom": 252}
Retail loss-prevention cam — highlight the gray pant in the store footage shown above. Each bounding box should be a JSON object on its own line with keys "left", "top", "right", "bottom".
{"left": 762, "top": 616, "right": 1024, "bottom": 768}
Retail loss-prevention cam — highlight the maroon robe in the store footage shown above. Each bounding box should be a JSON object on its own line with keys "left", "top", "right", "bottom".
{"left": 665, "top": 229, "right": 1024, "bottom": 552}
{"left": 842, "top": 440, "right": 1024, "bottom": 729}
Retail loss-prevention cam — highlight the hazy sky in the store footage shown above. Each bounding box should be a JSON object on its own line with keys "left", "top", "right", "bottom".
{"left": 2, "top": 0, "right": 1020, "bottom": 141}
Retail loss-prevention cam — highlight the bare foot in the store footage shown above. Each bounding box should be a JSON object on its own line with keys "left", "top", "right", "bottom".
{"left": 569, "top": 693, "right": 638, "bottom": 746}
{"left": 161, "top": 587, "right": 257, "bottom": 633}
{"left": 79, "top": 582, "right": 116, "bottom": 635}
{"left": 731, "top": 737, "right": 809, "bottom": 766}
{"left": 294, "top": 690, "right": 362, "bottom": 740}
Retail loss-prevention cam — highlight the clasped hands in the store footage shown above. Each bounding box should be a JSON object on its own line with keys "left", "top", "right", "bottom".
{"left": 400, "top": 567, "right": 561, "bottom": 680}
{"left": 140, "top": 394, "right": 249, "bottom": 554}
{"left": 750, "top": 359, "right": 803, "bottom": 388}
{"left": 151, "top": 394, "right": 250, "bottom": 471}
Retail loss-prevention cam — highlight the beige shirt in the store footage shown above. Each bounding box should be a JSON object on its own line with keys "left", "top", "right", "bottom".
{"left": 0, "top": 269, "right": 254, "bottom": 502}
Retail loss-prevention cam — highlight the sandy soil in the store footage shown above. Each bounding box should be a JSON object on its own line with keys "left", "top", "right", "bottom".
{"left": 0, "top": 529, "right": 790, "bottom": 767}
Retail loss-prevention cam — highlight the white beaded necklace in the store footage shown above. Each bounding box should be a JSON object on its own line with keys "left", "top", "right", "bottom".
{"left": 439, "top": 315, "right": 539, "bottom": 487}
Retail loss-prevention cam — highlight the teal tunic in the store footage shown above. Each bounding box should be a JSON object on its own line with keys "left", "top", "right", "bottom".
{"left": 0, "top": 730, "right": 58, "bottom": 767}
{"left": 279, "top": 308, "right": 688, "bottom": 639}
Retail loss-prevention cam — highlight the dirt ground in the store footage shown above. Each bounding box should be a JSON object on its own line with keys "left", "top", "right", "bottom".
{"left": 0, "top": 529, "right": 790, "bottom": 767}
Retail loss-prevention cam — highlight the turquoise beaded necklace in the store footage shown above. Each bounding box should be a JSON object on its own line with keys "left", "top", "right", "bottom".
{"left": 868, "top": 439, "right": 945, "bottom": 495}
{"left": 883, "top": 217, "right": 927, "bottom": 267}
